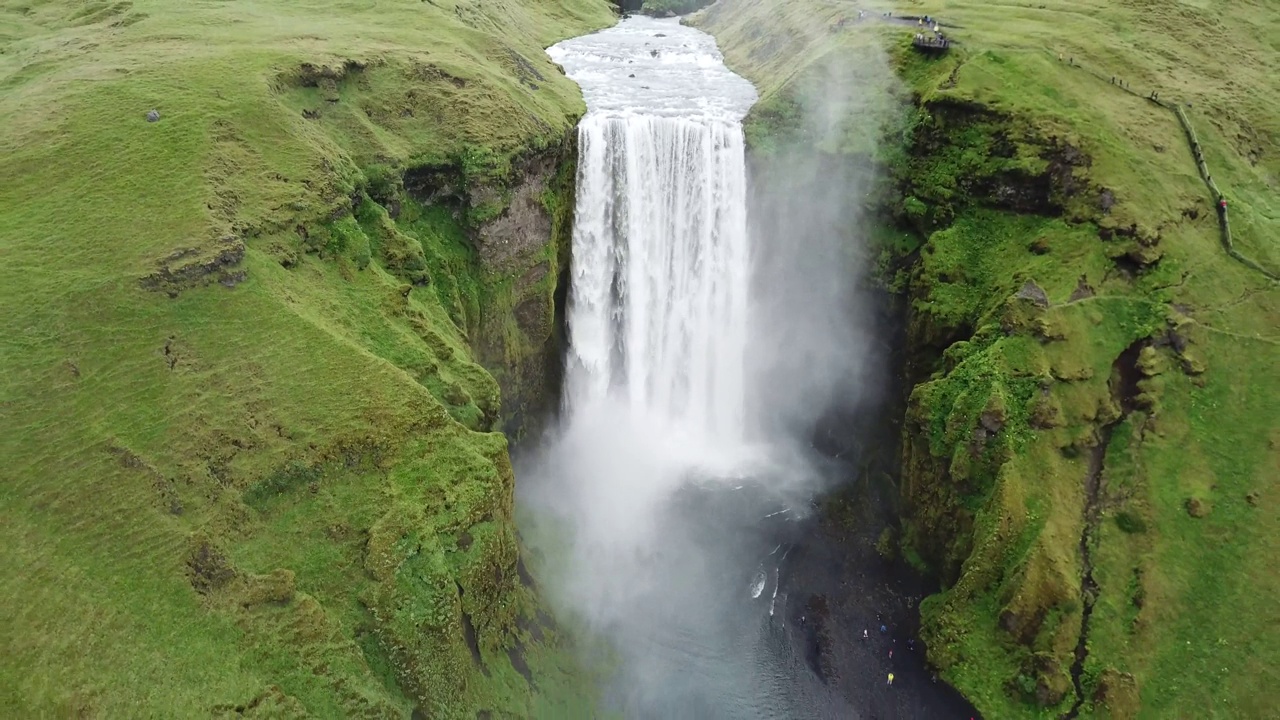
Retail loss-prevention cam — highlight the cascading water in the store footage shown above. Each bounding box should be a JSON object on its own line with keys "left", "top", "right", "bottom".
{"left": 524, "top": 17, "right": 981, "bottom": 719}
{"left": 567, "top": 116, "right": 750, "bottom": 444}
{"left": 530, "top": 20, "right": 847, "bottom": 718}
{"left": 552, "top": 20, "right": 756, "bottom": 452}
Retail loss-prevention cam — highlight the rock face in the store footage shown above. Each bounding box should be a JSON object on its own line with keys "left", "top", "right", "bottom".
{"left": 471, "top": 144, "right": 576, "bottom": 439}
{"left": 397, "top": 136, "right": 578, "bottom": 438}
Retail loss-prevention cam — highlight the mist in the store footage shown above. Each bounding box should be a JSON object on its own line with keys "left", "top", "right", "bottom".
{"left": 745, "top": 45, "right": 903, "bottom": 449}
{"left": 522, "top": 17, "right": 903, "bottom": 717}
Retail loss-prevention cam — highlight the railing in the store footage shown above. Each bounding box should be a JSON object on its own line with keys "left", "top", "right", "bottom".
{"left": 1052, "top": 54, "right": 1278, "bottom": 281}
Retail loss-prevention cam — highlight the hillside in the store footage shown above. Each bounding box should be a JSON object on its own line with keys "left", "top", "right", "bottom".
{"left": 696, "top": 0, "right": 1279, "bottom": 717}
{"left": 0, "top": 0, "right": 613, "bottom": 716}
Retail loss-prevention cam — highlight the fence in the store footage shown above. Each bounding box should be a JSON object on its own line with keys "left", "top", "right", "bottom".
{"left": 1055, "top": 53, "right": 1278, "bottom": 282}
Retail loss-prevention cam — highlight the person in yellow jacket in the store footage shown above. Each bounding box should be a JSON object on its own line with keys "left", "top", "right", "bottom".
{"left": 887, "top": 673, "right": 895, "bottom": 686}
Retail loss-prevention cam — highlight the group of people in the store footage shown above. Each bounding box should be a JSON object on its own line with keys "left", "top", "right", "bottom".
{"left": 914, "top": 15, "right": 949, "bottom": 47}
{"left": 862, "top": 621, "right": 917, "bottom": 686}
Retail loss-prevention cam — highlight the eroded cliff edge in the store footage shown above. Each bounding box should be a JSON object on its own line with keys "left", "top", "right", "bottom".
{"left": 698, "top": 0, "right": 1278, "bottom": 717}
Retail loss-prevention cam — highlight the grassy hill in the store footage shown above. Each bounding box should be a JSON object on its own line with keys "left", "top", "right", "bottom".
{"left": 0, "top": 0, "right": 613, "bottom": 716}
{"left": 696, "top": 0, "right": 1278, "bottom": 717}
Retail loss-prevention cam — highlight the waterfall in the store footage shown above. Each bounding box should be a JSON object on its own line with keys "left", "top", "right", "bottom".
{"left": 566, "top": 115, "right": 751, "bottom": 443}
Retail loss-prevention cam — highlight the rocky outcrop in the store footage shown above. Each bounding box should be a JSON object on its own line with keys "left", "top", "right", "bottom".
{"left": 469, "top": 142, "right": 577, "bottom": 439}
{"left": 358, "top": 135, "right": 579, "bottom": 439}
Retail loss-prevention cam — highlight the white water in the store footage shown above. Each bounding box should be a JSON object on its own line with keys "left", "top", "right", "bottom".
{"left": 532, "top": 18, "right": 845, "bottom": 718}
{"left": 550, "top": 18, "right": 757, "bottom": 450}
{"left": 568, "top": 116, "right": 751, "bottom": 443}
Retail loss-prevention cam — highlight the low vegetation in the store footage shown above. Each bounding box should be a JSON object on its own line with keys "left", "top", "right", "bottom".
{"left": 0, "top": 0, "right": 613, "bottom": 716}
{"left": 698, "top": 0, "right": 1277, "bottom": 717}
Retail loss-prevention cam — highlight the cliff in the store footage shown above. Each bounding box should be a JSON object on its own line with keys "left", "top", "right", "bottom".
{"left": 0, "top": 0, "right": 613, "bottom": 716}
{"left": 698, "top": 0, "right": 1279, "bottom": 717}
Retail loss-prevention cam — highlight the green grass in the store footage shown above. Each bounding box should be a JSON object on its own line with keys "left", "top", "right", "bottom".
{"left": 0, "top": 0, "right": 614, "bottom": 715}
{"left": 698, "top": 0, "right": 1278, "bottom": 717}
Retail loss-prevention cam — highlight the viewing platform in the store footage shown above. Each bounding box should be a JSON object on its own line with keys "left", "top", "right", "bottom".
{"left": 912, "top": 34, "right": 951, "bottom": 54}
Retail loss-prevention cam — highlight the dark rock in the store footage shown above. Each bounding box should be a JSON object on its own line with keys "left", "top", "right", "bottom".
{"left": 1184, "top": 497, "right": 1210, "bottom": 518}
{"left": 140, "top": 235, "right": 246, "bottom": 298}
{"left": 146, "top": 109, "right": 160, "bottom": 122}
{"left": 1098, "top": 188, "right": 1115, "bottom": 213}
{"left": 1016, "top": 280, "right": 1050, "bottom": 308}
{"left": 1029, "top": 388, "right": 1064, "bottom": 429}
{"left": 1068, "top": 274, "right": 1094, "bottom": 302}
{"left": 1092, "top": 669, "right": 1140, "bottom": 719}
{"left": 187, "top": 537, "right": 236, "bottom": 594}
{"left": 508, "top": 643, "right": 533, "bottom": 685}
{"left": 1031, "top": 653, "right": 1071, "bottom": 706}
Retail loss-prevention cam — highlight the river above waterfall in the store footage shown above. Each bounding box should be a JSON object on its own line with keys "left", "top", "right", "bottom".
{"left": 547, "top": 16, "right": 756, "bottom": 120}
{"left": 525, "top": 16, "right": 979, "bottom": 719}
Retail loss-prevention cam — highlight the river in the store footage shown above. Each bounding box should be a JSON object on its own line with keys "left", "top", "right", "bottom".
{"left": 520, "top": 16, "right": 978, "bottom": 719}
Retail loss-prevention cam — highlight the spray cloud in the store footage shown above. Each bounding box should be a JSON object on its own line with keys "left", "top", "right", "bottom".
{"left": 523, "top": 16, "right": 900, "bottom": 717}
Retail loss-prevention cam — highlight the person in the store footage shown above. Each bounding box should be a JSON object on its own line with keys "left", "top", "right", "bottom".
{"left": 887, "top": 673, "right": 895, "bottom": 686}
{"left": 880, "top": 624, "right": 887, "bottom": 633}
{"left": 889, "top": 650, "right": 894, "bottom": 659}
{"left": 863, "top": 629, "right": 870, "bottom": 639}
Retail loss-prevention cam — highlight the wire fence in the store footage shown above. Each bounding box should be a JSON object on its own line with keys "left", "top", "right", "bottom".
{"left": 821, "top": 10, "right": 1276, "bottom": 281}
{"left": 1053, "top": 53, "right": 1277, "bottom": 281}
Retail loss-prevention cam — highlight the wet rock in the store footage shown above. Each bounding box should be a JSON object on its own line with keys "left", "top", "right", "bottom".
{"left": 980, "top": 407, "right": 1006, "bottom": 433}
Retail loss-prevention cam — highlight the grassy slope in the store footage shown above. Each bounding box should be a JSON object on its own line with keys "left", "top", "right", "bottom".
{"left": 697, "top": 0, "right": 1278, "bottom": 717}
{"left": 0, "top": 0, "right": 613, "bottom": 716}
